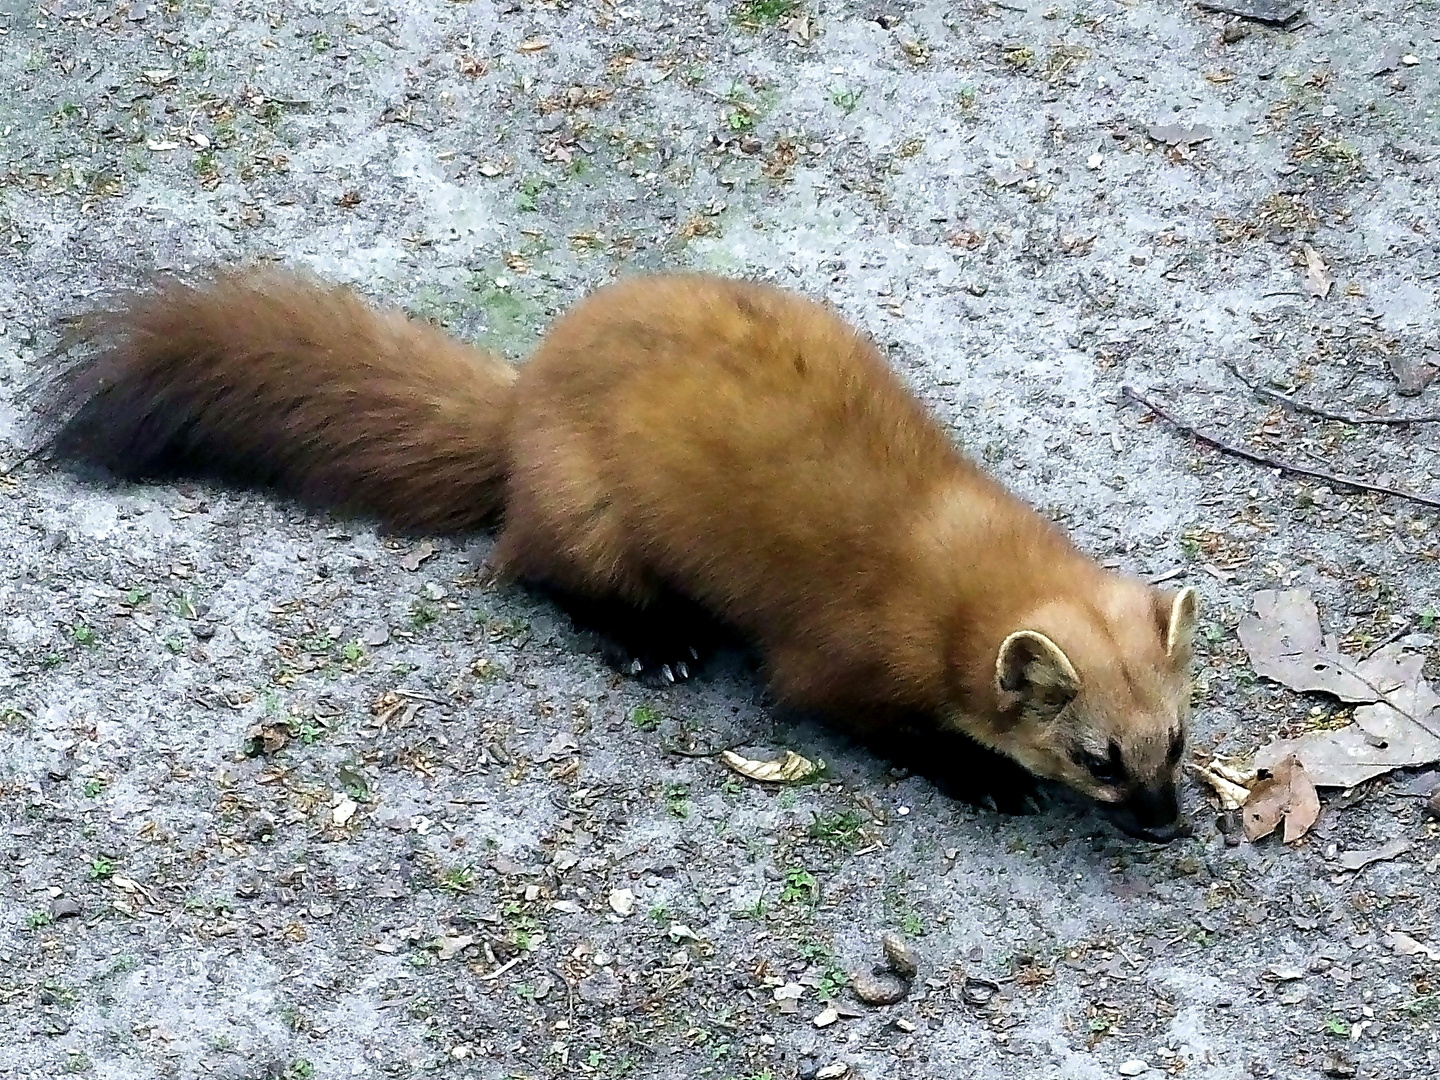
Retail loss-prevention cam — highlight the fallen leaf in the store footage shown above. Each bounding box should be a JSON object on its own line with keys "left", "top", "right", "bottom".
{"left": 783, "top": 13, "right": 815, "bottom": 45}
{"left": 720, "top": 749, "right": 822, "bottom": 784}
{"left": 1384, "top": 931, "right": 1440, "bottom": 962}
{"left": 399, "top": 541, "right": 435, "bottom": 571}
{"left": 1195, "top": 0, "right": 1305, "bottom": 25}
{"left": 456, "top": 55, "right": 488, "bottom": 78}
{"left": 1238, "top": 591, "right": 1382, "bottom": 701}
{"left": 517, "top": 36, "right": 550, "bottom": 53}
{"left": 1302, "top": 244, "right": 1332, "bottom": 299}
{"left": 1388, "top": 350, "right": 1439, "bottom": 397}
{"left": 434, "top": 933, "right": 474, "bottom": 961}
{"left": 1059, "top": 231, "right": 1096, "bottom": 255}
{"left": 1243, "top": 591, "right": 1440, "bottom": 787}
{"left": 1260, "top": 652, "right": 1440, "bottom": 788}
{"left": 243, "top": 722, "right": 292, "bottom": 757}
{"left": 1190, "top": 758, "right": 1256, "bottom": 810}
{"left": 533, "top": 731, "right": 578, "bottom": 763}
{"left": 1148, "top": 123, "right": 1214, "bottom": 147}
{"left": 1368, "top": 42, "right": 1405, "bottom": 76}
{"left": 1242, "top": 755, "right": 1320, "bottom": 843}
{"left": 1334, "top": 838, "right": 1411, "bottom": 872}
{"left": 667, "top": 923, "right": 700, "bottom": 943}
{"left": 332, "top": 797, "right": 358, "bottom": 828}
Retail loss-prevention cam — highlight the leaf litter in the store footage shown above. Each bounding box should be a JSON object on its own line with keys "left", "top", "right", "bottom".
{"left": 1191, "top": 589, "right": 1440, "bottom": 846}
{"left": 1240, "top": 754, "right": 1320, "bottom": 843}
{"left": 1239, "top": 589, "right": 1440, "bottom": 787}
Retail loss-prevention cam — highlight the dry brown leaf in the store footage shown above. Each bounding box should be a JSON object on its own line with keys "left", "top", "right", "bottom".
{"left": 1302, "top": 244, "right": 1333, "bottom": 299}
{"left": 1241, "top": 755, "right": 1320, "bottom": 843}
{"left": 1385, "top": 931, "right": 1440, "bottom": 961}
{"left": 1334, "top": 838, "right": 1411, "bottom": 872}
{"left": 434, "top": 933, "right": 474, "bottom": 961}
{"left": 1148, "top": 122, "right": 1214, "bottom": 147}
{"left": 399, "top": 541, "right": 435, "bottom": 571}
{"left": 720, "top": 749, "right": 822, "bottom": 784}
{"left": 1059, "top": 231, "right": 1096, "bottom": 255}
{"left": 1242, "top": 590, "right": 1440, "bottom": 787}
{"left": 1238, "top": 590, "right": 1380, "bottom": 701}
{"left": 1190, "top": 759, "right": 1255, "bottom": 810}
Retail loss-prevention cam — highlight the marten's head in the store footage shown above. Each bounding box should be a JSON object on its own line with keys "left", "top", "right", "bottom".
{"left": 989, "top": 583, "right": 1199, "bottom": 843}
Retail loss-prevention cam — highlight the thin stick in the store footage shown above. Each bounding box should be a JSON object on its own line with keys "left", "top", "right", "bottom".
{"left": 1222, "top": 359, "right": 1440, "bottom": 426}
{"left": 1122, "top": 386, "right": 1440, "bottom": 512}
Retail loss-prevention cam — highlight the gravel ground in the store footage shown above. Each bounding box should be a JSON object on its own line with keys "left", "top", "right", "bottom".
{"left": 2, "top": 2, "right": 1440, "bottom": 1078}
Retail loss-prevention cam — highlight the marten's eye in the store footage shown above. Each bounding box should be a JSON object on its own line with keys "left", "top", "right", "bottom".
{"left": 1072, "top": 742, "right": 1124, "bottom": 786}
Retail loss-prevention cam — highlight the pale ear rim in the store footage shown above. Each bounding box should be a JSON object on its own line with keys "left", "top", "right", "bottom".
{"left": 1166, "top": 586, "right": 1199, "bottom": 658}
{"left": 995, "top": 629, "right": 1081, "bottom": 697}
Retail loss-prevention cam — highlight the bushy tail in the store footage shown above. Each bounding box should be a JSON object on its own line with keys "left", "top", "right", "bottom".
{"left": 37, "top": 267, "right": 518, "bottom": 533}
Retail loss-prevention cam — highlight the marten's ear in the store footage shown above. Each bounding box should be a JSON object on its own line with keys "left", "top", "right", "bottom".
{"left": 1157, "top": 586, "right": 1199, "bottom": 665}
{"left": 995, "top": 630, "right": 1079, "bottom": 720}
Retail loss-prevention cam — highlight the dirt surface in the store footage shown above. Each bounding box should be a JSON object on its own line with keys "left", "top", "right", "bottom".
{"left": 3, "top": 1, "right": 1440, "bottom": 1078}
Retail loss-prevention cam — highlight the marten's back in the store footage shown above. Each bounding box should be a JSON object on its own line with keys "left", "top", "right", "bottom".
{"left": 497, "top": 275, "right": 1046, "bottom": 694}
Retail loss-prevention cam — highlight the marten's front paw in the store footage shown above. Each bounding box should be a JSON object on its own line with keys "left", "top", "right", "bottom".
{"left": 976, "top": 770, "right": 1046, "bottom": 816}
{"left": 599, "top": 638, "right": 704, "bottom": 685}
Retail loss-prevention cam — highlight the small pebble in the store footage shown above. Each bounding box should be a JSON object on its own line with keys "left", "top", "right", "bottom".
{"left": 578, "top": 969, "right": 622, "bottom": 1006}
{"left": 851, "top": 970, "right": 909, "bottom": 1006}
{"left": 881, "top": 931, "right": 919, "bottom": 979}
{"left": 1426, "top": 790, "right": 1440, "bottom": 819}
{"left": 813, "top": 1006, "right": 838, "bottom": 1028}
{"left": 1118, "top": 1062, "right": 1150, "bottom": 1077}
{"left": 50, "top": 897, "right": 82, "bottom": 919}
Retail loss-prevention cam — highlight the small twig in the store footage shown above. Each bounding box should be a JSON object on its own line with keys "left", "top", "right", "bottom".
{"left": 1122, "top": 386, "right": 1440, "bottom": 512}
{"left": 658, "top": 736, "right": 745, "bottom": 759}
{"left": 1223, "top": 359, "right": 1440, "bottom": 426}
{"left": 1369, "top": 620, "right": 1414, "bottom": 656}
{"left": 477, "top": 956, "right": 522, "bottom": 982}
{"left": 0, "top": 448, "right": 43, "bottom": 477}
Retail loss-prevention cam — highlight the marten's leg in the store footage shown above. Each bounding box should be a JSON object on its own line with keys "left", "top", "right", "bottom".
{"left": 539, "top": 586, "right": 737, "bottom": 685}
{"left": 848, "top": 715, "right": 1045, "bottom": 816}
{"left": 490, "top": 521, "right": 734, "bottom": 684}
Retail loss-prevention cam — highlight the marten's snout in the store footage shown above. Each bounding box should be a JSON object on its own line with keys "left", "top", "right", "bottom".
{"left": 1103, "top": 783, "right": 1189, "bottom": 844}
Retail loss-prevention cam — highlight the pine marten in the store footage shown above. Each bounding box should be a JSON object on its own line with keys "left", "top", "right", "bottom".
{"left": 35, "top": 267, "right": 1198, "bottom": 842}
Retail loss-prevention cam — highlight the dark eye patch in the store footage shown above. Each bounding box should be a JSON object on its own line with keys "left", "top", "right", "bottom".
{"left": 1071, "top": 740, "right": 1126, "bottom": 786}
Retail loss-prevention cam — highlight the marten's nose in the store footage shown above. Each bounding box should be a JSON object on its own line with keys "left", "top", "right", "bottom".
{"left": 1105, "top": 783, "right": 1190, "bottom": 844}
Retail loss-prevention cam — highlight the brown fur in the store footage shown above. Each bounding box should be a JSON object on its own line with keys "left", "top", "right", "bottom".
{"left": 37, "top": 267, "right": 1199, "bottom": 839}
{"left": 42, "top": 269, "right": 515, "bottom": 532}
